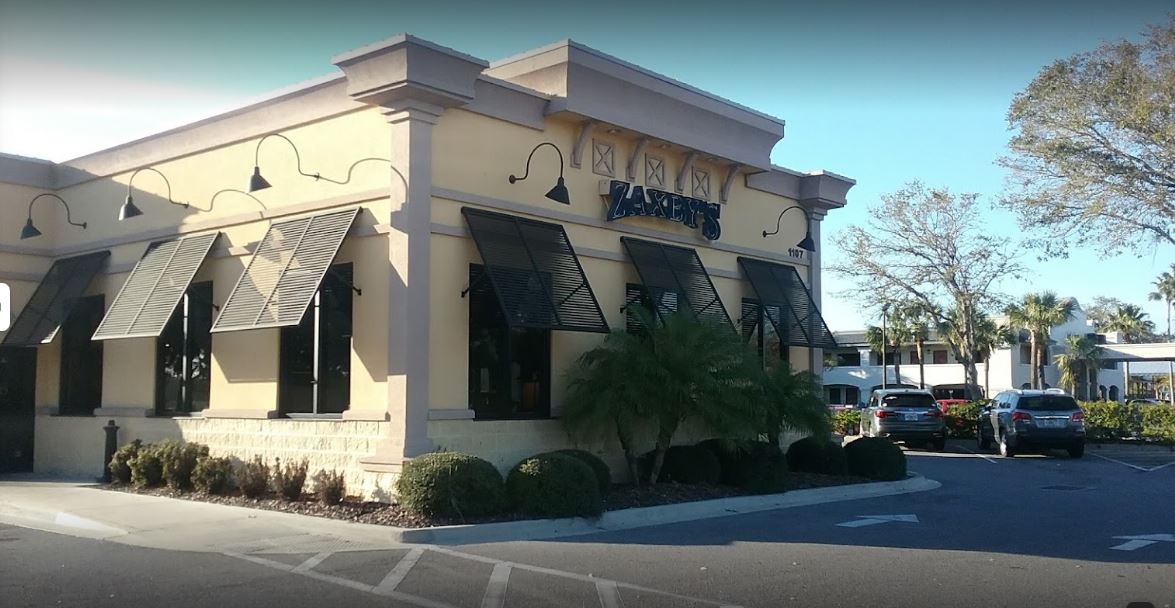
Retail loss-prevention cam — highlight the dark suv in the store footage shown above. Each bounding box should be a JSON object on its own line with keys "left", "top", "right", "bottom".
{"left": 976, "top": 390, "right": 1086, "bottom": 458}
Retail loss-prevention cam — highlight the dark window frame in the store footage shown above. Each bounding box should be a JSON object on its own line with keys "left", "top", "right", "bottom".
{"left": 155, "top": 282, "right": 213, "bottom": 416}
{"left": 278, "top": 263, "right": 354, "bottom": 418}
{"left": 58, "top": 294, "right": 105, "bottom": 416}
{"left": 468, "top": 264, "right": 552, "bottom": 421}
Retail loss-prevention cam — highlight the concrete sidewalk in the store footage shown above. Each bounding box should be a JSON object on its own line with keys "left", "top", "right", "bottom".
{"left": 0, "top": 472, "right": 940, "bottom": 552}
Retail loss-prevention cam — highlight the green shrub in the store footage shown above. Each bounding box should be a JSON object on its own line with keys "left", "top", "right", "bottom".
{"left": 786, "top": 436, "right": 848, "bottom": 476}
{"left": 314, "top": 469, "right": 346, "bottom": 506}
{"left": 831, "top": 410, "right": 862, "bottom": 436}
{"left": 273, "top": 458, "right": 309, "bottom": 501}
{"left": 641, "top": 445, "right": 722, "bottom": 485}
{"left": 698, "top": 438, "right": 787, "bottom": 494}
{"left": 238, "top": 456, "right": 270, "bottom": 499}
{"left": 192, "top": 456, "right": 234, "bottom": 495}
{"left": 542, "top": 449, "right": 610, "bottom": 495}
{"left": 507, "top": 453, "right": 602, "bottom": 518}
{"left": 395, "top": 452, "right": 509, "bottom": 519}
{"left": 944, "top": 402, "right": 983, "bottom": 439}
{"left": 155, "top": 440, "right": 209, "bottom": 490}
{"left": 1141, "top": 404, "right": 1175, "bottom": 443}
{"left": 844, "top": 437, "right": 907, "bottom": 481}
{"left": 129, "top": 444, "right": 164, "bottom": 488}
{"left": 109, "top": 439, "right": 143, "bottom": 484}
{"left": 1081, "top": 401, "right": 1139, "bottom": 441}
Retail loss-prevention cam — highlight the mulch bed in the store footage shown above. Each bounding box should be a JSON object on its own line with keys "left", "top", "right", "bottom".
{"left": 104, "top": 472, "right": 873, "bottom": 529}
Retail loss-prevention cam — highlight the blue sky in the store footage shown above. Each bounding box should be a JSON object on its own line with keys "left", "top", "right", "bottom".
{"left": 1, "top": 0, "right": 1173, "bottom": 332}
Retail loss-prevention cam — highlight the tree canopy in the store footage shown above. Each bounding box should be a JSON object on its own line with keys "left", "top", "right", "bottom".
{"left": 999, "top": 16, "right": 1175, "bottom": 257}
{"left": 832, "top": 181, "right": 1023, "bottom": 386}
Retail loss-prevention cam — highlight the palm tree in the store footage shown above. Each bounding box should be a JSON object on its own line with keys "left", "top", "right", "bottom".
{"left": 1147, "top": 266, "right": 1175, "bottom": 340}
{"left": 1103, "top": 304, "right": 1156, "bottom": 344}
{"left": 562, "top": 309, "right": 760, "bottom": 485}
{"left": 904, "top": 303, "right": 933, "bottom": 389}
{"left": 754, "top": 361, "right": 830, "bottom": 446}
{"left": 1005, "top": 292, "right": 1077, "bottom": 389}
{"left": 865, "top": 303, "right": 919, "bottom": 386}
{"left": 974, "top": 314, "right": 1013, "bottom": 398}
{"left": 1055, "top": 334, "right": 1103, "bottom": 399}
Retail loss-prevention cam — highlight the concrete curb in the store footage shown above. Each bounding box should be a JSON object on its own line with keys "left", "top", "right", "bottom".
{"left": 396, "top": 473, "right": 941, "bottom": 545}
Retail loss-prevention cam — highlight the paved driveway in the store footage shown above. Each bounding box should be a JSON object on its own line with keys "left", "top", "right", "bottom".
{"left": 3, "top": 445, "right": 1174, "bottom": 608}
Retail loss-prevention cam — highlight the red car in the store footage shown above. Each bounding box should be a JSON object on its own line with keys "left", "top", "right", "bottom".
{"left": 936, "top": 398, "right": 968, "bottom": 413}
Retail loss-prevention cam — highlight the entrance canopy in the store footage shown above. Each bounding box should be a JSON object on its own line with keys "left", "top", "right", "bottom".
{"left": 1097, "top": 342, "right": 1175, "bottom": 363}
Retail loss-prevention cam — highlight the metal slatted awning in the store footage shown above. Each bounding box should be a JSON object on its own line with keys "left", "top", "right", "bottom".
{"left": 620, "top": 236, "right": 732, "bottom": 328}
{"left": 1, "top": 251, "right": 110, "bottom": 347}
{"left": 462, "top": 207, "right": 609, "bottom": 333}
{"left": 93, "top": 233, "right": 219, "bottom": 340}
{"left": 211, "top": 208, "right": 358, "bottom": 333}
{"left": 737, "top": 256, "right": 838, "bottom": 349}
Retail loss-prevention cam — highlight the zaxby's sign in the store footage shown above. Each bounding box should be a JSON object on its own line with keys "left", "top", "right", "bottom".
{"left": 603, "top": 180, "right": 722, "bottom": 240}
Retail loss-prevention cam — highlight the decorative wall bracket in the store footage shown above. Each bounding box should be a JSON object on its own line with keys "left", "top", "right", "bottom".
{"left": 674, "top": 151, "right": 698, "bottom": 194}
{"left": 720, "top": 163, "right": 742, "bottom": 204}
{"left": 626, "top": 137, "right": 649, "bottom": 181}
{"left": 569, "top": 120, "right": 596, "bottom": 169}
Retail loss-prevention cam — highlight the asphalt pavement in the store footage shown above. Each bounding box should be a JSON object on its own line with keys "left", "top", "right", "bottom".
{"left": 2, "top": 443, "right": 1173, "bottom": 608}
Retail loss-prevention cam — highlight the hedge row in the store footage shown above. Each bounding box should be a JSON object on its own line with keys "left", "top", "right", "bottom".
{"left": 109, "top": 440, "right": 347, "bottom": 505}
{"left": 1078, "top": 401, "right": 1175, "bottom": 443}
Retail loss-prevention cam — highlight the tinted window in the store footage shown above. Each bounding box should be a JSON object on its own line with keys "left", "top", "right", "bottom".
{"left": 1016, "top": 395, "right": 1079, "bottom": 411}
{"left": 880, "top": 394, "right": 936, "bottom": 408}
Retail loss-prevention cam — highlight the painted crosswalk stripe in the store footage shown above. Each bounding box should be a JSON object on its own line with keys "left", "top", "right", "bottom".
{"left": 292, "top": 551, "right": 332, "bottom": 573}
{"left": 375, "top": 547, "right": 425, "bottom": 594}
{"left": 596, "top": 579, "right": 623, "bottom": 608}
{"left": 481, "top": 562, "right": 512, "bottom": 608}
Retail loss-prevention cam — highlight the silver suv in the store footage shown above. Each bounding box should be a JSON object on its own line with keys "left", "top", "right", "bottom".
{"left": 977, "top": 389, "right": 1086, "bottom": 458}
{"left": 859, "top": 389, "right": 946, "bottom": 451}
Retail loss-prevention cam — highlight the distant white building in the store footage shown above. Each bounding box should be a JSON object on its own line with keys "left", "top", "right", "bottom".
{"left": 822, "top": 304, "right": 1127, "bottom": 405}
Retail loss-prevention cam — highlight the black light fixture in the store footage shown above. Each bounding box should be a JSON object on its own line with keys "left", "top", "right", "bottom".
{"left": 508, "top": 142, "right": 570, "bottom": 205}
{"left": 120, "top": 167, "right": 188, "bottom": 220}
{"left": 249, "top": 132, "right": 387, "bottom": 193}
{"left": 762, "top": 205, "right": 816, "bottom": 252}
{"left": 21, "top": 193, "right": 86, "bottom": 240}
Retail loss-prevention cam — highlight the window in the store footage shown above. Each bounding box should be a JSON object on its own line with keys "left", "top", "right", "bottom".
{"left": 933, "top": 350, "right": 949, "bottom": 364}
{"left": 828, "top": 387, "right": 842, "bottom": 404}
{"left": 468, "top": 265, "right": 551, "bottom": 420}
{"left": 880, "top": 393, "right": 936, "bottom": 408}
{"left": 156, "top": 282, "right": 213, "bottom": 415}
{"left": 741, "top": 299, "right": 786, "bottom": 364}
{"left": 625, "top": 283, "right": 681, "bottom": 335}
{"left": 836, "top": 352, "right": 861, "bottom": 367}
{"left": 909, "top": 350, "right": 920, "bottom": 364}
{"left": 59, "top": 295, "right": 104, "bottom": 415}
{"left": 1020, "top": 344, "right": 1033, "bottom": 364}
{"left": 278, "top": 264, "right": 353, "bottom": 417}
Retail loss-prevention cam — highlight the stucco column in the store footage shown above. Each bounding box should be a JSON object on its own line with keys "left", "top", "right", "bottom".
{"left": 380, "top": 101, "right": 441, "bottom": 459}
{"left": 333, "top": 34, "right": 487, "bottom": 469}
{"left": 808, "top": 209, "right": 826, "bottom": 378}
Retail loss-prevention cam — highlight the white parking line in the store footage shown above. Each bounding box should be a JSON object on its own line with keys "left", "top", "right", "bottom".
{"left": 481, "top": 562, "right": 512, "bottom": 608}
{"left": 956, "top": 445, "right": 998, "bottom": 464}
{"left": 1092, "top": 453, "right": 1158, "bottom": 472}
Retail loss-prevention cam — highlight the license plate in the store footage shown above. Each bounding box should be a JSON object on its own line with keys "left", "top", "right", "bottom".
{"left": 904, "top": 414, "right": 920, "bottom": 421}
{"left": 1037, "top": 419, "right": 1066, "bottom": 428}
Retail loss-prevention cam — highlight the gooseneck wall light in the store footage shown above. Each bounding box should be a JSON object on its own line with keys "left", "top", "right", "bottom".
{"left": 508, "top": 142, "right": 570, "bottom": 205}
{"left": 249, "top": 132, "right": 389, "bottom": 192}
{"left": 762, "top": 206, "right": 816, "bottom": 252}
{"left": 119, "top": 167, "right": 188, "bottom": 220}
{"left": 21, "top": 193, "right": 86, "bottom": 240}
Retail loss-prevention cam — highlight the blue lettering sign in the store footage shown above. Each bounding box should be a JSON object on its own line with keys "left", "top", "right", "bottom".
{"left": 604, "top": 180, "right": 723, "bottom": 241}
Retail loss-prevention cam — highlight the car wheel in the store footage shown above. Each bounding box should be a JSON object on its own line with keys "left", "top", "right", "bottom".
{"left": 859, "top": 421, "right": 869, "bottom": 437}
{"left": 998, "top": 430, "right": 1016, "bottom": 458}
{"left": 931, "top": 437, "right": 946, "bottom": 452}
{"left": 1068, "top": 443, "right": 1085, "bottom": 459}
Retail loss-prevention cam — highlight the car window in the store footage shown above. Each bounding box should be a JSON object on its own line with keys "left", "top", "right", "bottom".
{"left": 880, "top": 394, "right": 936, "bottom": 408}
{"left": 1016, "top": 395, "right": 1079, "bottom": 411}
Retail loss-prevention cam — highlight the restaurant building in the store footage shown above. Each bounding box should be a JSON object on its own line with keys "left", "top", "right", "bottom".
{"left": 0, "top": 35, "right": 851, "bottom": 497}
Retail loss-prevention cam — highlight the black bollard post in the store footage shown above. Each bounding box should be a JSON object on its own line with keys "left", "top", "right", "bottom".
{"left": 101, "top": 420, "right": 119, "bottom": 483}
